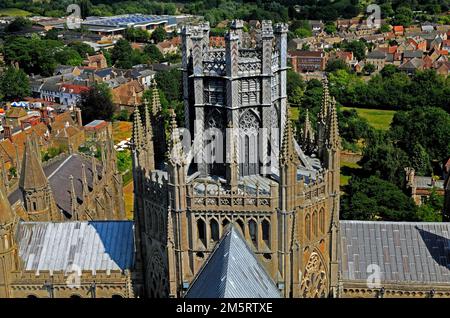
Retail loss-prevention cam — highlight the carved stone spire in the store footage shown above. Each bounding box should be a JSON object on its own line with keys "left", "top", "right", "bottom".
{"left": 69, "top": 175, "right": 78, "bottom": 219}
{"left": 100, "top": 144, "right": 106, "bottom": 176}
{"left": 302, "top": 109, "right": 315, "bottom": 152}
{"left": 319, "top": 77, "right": 330, "bottom": 122}
{"left": 92, "top": 155, "right": 98, "bottom": 186}
{"left": 328, "top": 97, "right": 340, "bottom": 150}
{"left": 168, "top": 109, "right": 184, "bottom": 166}
{"left": 132, "top": 106, "right": 144, "bottom": 149}
{"left": 144, "top": 99, "right": 155, "bottom": 171}
{"left": 19, "top": 136, "right": 48, "bottom": 191}
{"left": 81, "top": 163, "right": 89, "bottom": 198}
{"left": 14, "top": 143, "right": 20, "bottom": 179}
{"left": 151, "top": 81, "right": 162, "bottom": 117}
{"left": 280, "top": 107, "right": 300, "bottom": 166}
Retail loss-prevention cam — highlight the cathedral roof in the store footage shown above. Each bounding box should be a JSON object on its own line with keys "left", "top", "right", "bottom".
{"left": 340, "top": 221, "right": 450, "bottom": 285}
{"left": 10, "top": 153, "right": 102, "bottom": 215}
{"left": 16, "top": 221, "right": 135, "bottom": 273}
{"left": 185, "top": 225, "right": 281, "bottom": 298}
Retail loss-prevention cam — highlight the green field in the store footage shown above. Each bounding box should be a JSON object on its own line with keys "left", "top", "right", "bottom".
{"left": 342, "top": 107, "right": 396, "bottom": 131}
{"left": 0, "top": 8, "right": 32, "bottom": 17}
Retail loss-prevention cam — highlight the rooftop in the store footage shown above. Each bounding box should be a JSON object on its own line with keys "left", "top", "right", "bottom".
{"left": 185, "top": 225, "right": 281, "bottom": 298}
{"left": 17, "top": 221, "right": 135, "bottom": 274}
{"left": 340, "top": 221, "right": 450, "bottom": 284}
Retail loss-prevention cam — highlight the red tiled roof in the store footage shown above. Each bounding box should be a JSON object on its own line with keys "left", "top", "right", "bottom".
{"left": 290, "top": 50, "right": 324, "bottom": 57}
{"left": 393, "top": 26, "right": 404, "bottom": 32}
{"left": 209, "top": 36, "right": 225, "bottom": 47}
{"left": 60, "top": 84, "right": 90, "bottom": 95}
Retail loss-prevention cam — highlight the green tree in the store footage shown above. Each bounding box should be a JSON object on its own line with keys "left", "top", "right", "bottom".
{"left": 359, "top": 130, "right": 410, "bottom": 186}
{"left": 416, "top": 188, "right": 444, "bottom": 222}
{"left": 380, "top": 64, "right": 398, "bottom": 78}
{"left": 341, "top": 40, "right": 367, "bottom": 61}
{"left": 111, "top": 39, "right": 133, "bottom": 68}
{"left": 45, "top": 28, "right": 60, "bottom": 40}
{"left": 54, "top": 47, "right": 83, "bottom": 66}
{"left": 77, "top": 83, "right": 114, "bottom": 124}
{"left": 392, "top": 6, "right": 413, "bottom": 27}
{"left": 68, "top": 41, "right": 95, "bottom": 57}
{"left": 379, "top": 24, "right": 391, "bottom": 33}
{"left": 125, "top": 27, "right": 150, "bottom": 42}
{"left": 151, "top": 26, "right": 167, "bottom": 43}
{"left": 324, "top": 22, "right": 336, "bottom": 34}
{"left": 117, "top": 150, "right": 132, "bottom": 174}
{"left": 155, "top": 68, "right": 182, "bottom": 103}
{"left": 287, "top": 69, "right": 305, "bottom": 98}
{"left": 144, "top": 44, "right": 164, "bottom": 63}
{"left": 341, "top": 175, "right": 418, "bottom": 221}
{"left": 0, "top": 67, "right": 30, "bottom": 100}
{"left": 5, "top": 17, "right": 32, "bottom": 33}
{"left": 390, "top": 108, "right": 450, "bottom": 165}
{"left": 294, "top": 27, "right": 312, "bottom": 38}
{"left": 363, "top": 63, "right": 376, "bottom": 75}
{"left": 325, "top": 59, "right": 350, "bottom": 73}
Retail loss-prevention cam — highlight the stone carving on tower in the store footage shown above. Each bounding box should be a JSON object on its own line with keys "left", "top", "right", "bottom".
{"left": 133, "top": 20, "right": 341, "bottom": 298}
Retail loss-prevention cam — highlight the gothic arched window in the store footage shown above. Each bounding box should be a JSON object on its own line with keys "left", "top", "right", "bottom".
{"left": 319, "top": 208, "right": 325, "bottom": 234}
{"left": 249, "top": 219, "right": 258, "bottom": 247}
{"left": 312, "top": 210, "right": 318, "bottom": 237}
{"left": 222, "top": 218, "right": 230, "bottom": 230}
{"left": 305, "top": 214, "right": 311, "bottom": 240}
{"left": 236, "top": 219, "right": 245, "bottom": 235}
{"left": 210, "top": 219, "right": 219, "bottom": 242}
{"left": 262, "top": 219, "right": 270, "bottom": 247}
{"left": 197, "top": 219, "right": 206, "bottom": 246}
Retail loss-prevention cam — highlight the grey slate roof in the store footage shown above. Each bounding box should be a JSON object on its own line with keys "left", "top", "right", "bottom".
{"left": 403, "top": 50, "right": 423, "bottom": 59}
{"left": 414, "top": 176, "right": 445, "bottom": 189}
{"left": 367, "top": 50, "right": 386, "bottom": 59}
{"left": 8, "top": 154, "right": 103, "bottom": 216}
{"left": 340, "top": 221, "right": 450, "bottom": 284}
{"left": 17, "top": 221, "right": 135, "bottom": 273}
{"left": 185, "top": 226, "right": 281, "bottom": 298}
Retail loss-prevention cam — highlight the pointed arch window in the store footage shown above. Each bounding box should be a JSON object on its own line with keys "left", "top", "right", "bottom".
{"left": 236, "top": 219, "right": 245, "bottom": 235}
{"left": 197, "top": 219, "right": 206, "bottom": 246}
{"left": 305, "top": 214, "right": 311, "bottom": 240}
{"left": 262, "top": 219, "right": 270, "bottom": 247}
{"left": 319, "top": 208, "right": 325, "bottom": 234}
{"left": 210, "top": 219, "right": 219, "bottom": 242}
{"left": 249, "top": 219, "right": 258, "bottom": 247}
{"left": 312, "top": 210, "right": 318, "bottom": 237}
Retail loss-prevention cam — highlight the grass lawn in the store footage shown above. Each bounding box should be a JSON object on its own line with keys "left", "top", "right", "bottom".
{"left": 123, "top": 181, "right": 134, "bottom": 220}
{"left": 342, "top": 107, "right": 396, "bottom": 131}
{"left": 112, "top": 121, "right": 132, "bottom": 144}
{"left": 0, "top": 8, "right": 32, "bottom": 17}
{"left": 340, "top": 160, "right": 361, "bottom": 187}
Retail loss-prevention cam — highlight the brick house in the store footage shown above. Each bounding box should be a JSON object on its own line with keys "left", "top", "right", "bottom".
{"left": 289, "top": 50, "right": 328, "bottom": 72}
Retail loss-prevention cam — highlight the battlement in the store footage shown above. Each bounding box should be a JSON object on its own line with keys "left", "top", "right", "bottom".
{"left": 11, "top": 269, "right": 130, "bottom": 283}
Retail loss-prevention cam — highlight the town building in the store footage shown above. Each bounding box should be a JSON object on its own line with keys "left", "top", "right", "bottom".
{"left": 290, "top": 50, "right": 328, "bottom": 72}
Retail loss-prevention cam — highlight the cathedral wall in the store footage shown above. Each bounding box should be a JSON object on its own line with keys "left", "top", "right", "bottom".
{"left": 9, "top": 270, "right": 133, "bottom": 298}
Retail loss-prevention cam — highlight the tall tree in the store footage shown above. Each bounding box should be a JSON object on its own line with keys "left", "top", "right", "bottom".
{"left": 0, "top": 67, "right": 30, "bottom": 100}
{"left": 111, "top": 39, "right": 133, "bottom": 69}
{"left": 151, "top": 26, "right": 167, "bottom": 43}
{"left": 341, "top": 175, "right": 418, "bottom": 221}
{"left": 77, "top": 83, "right": 114, "bottom": 124}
